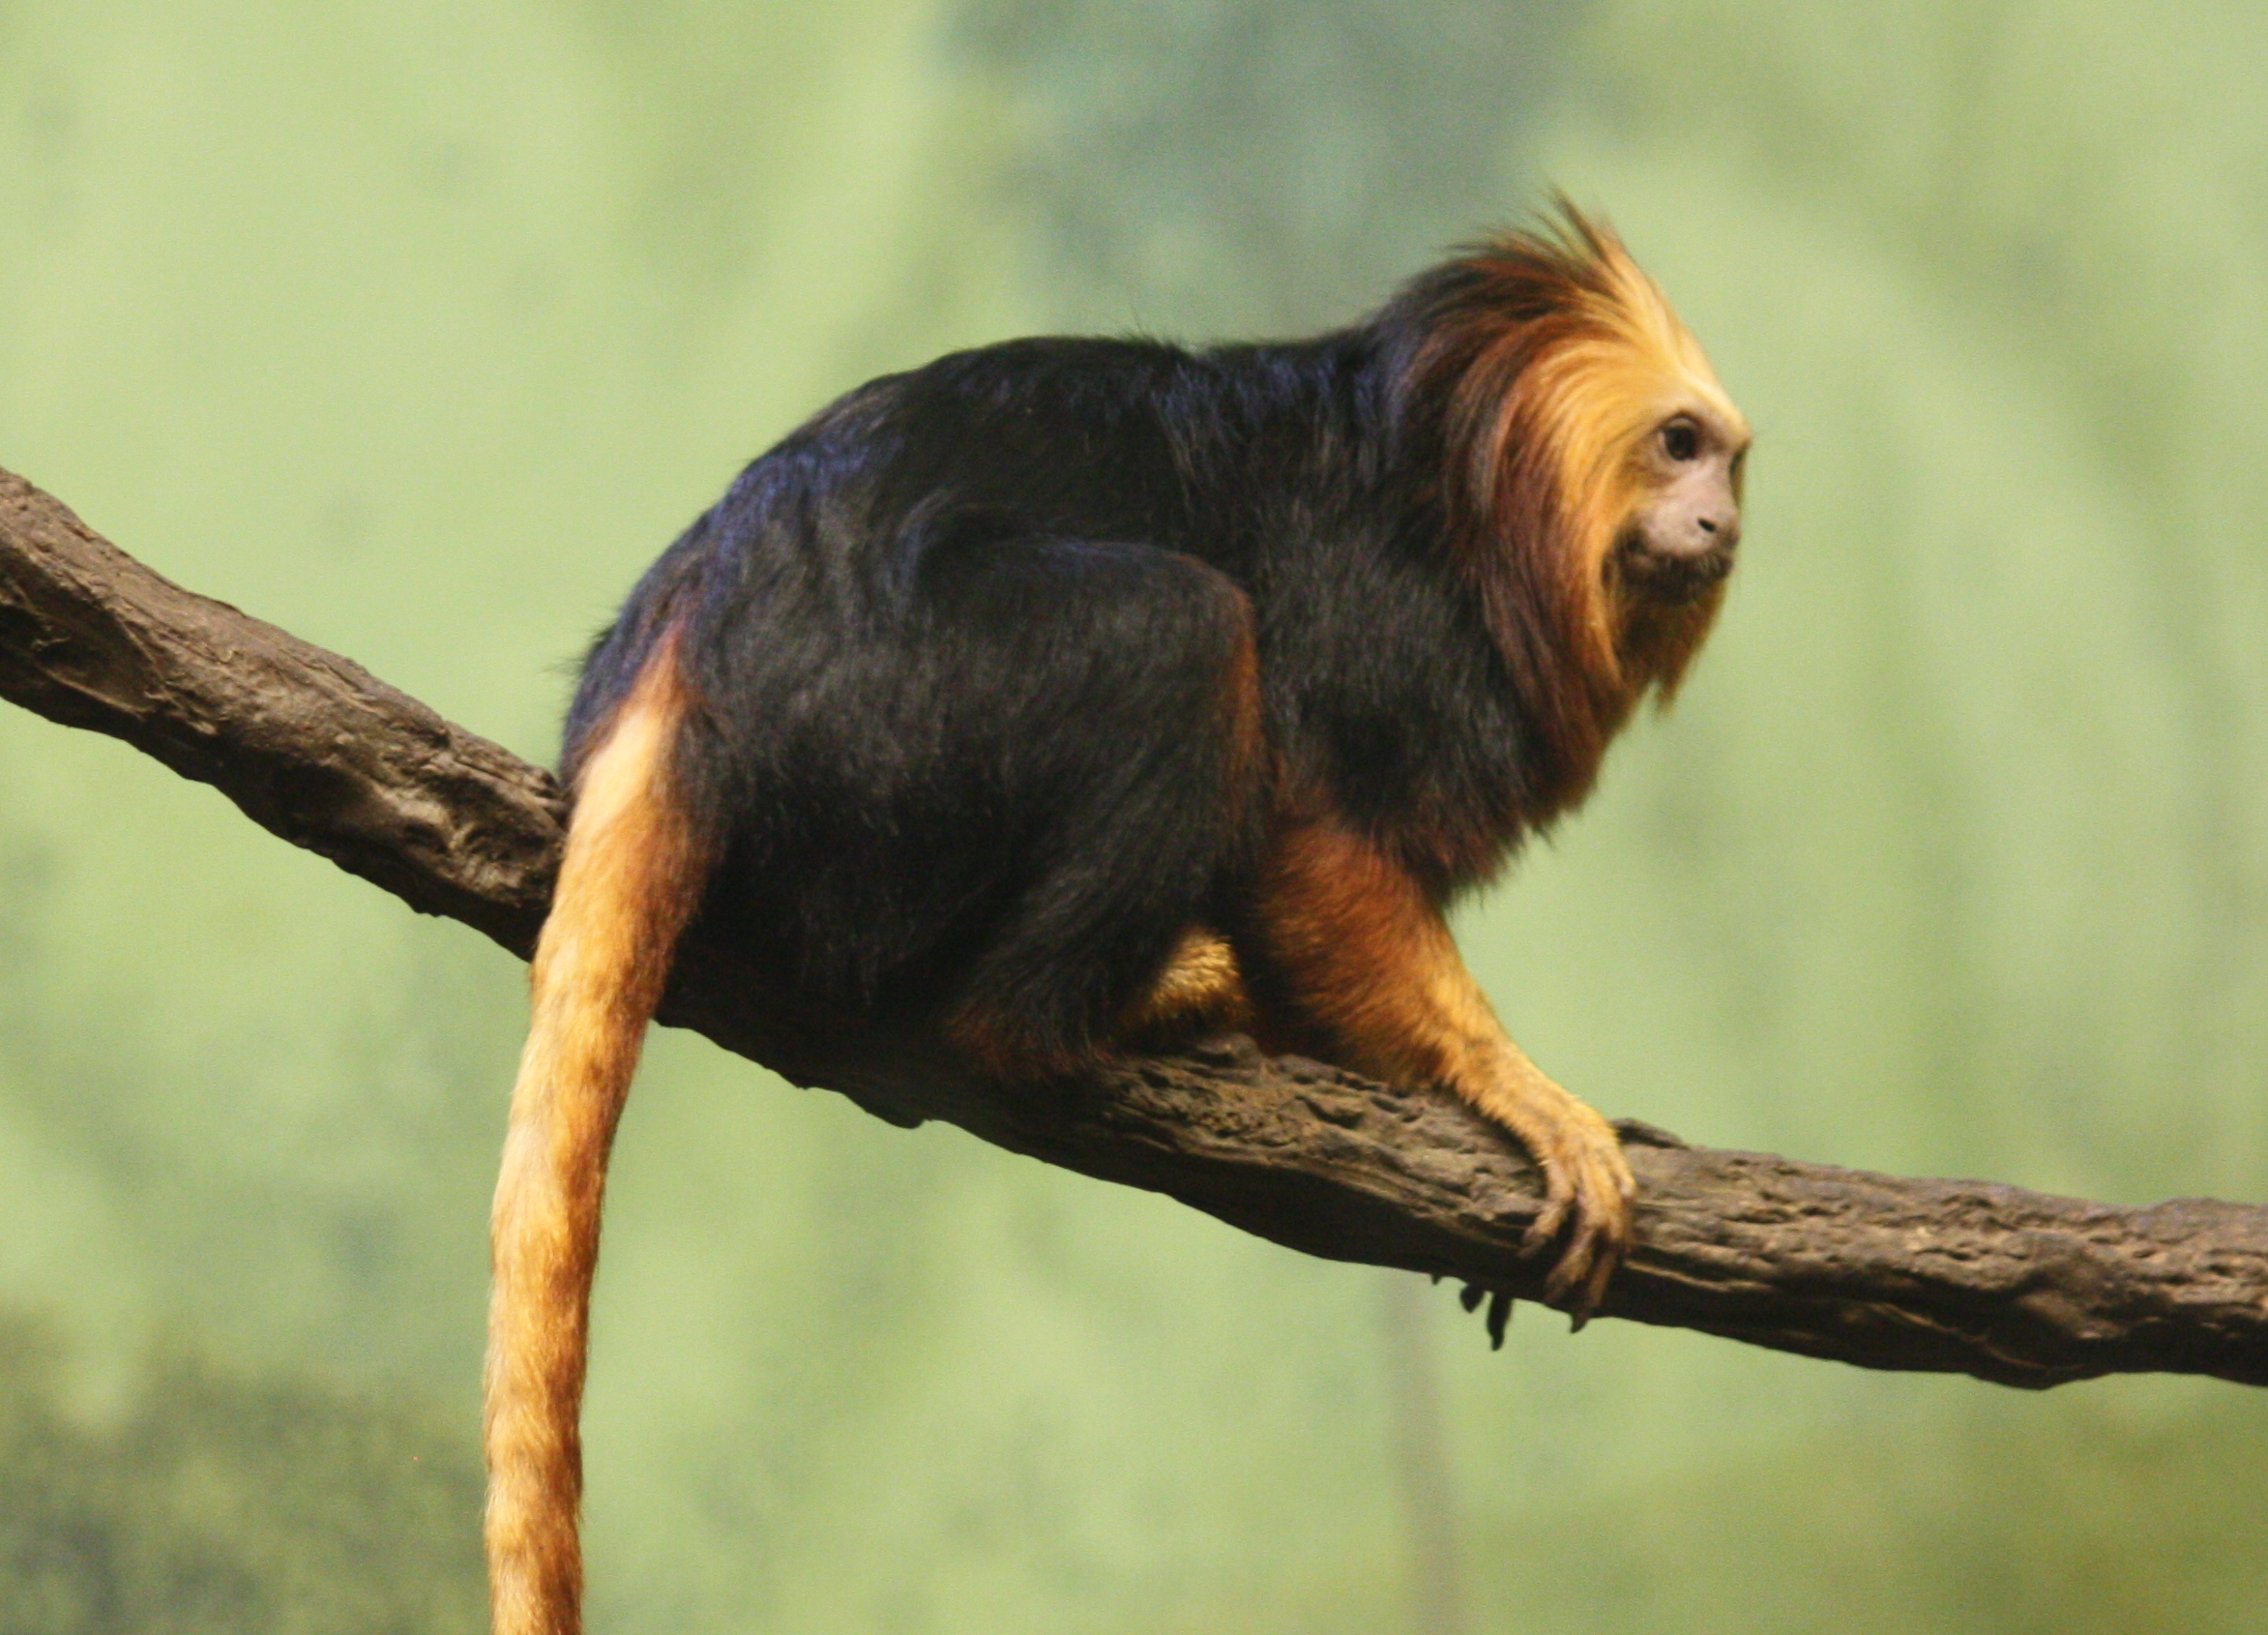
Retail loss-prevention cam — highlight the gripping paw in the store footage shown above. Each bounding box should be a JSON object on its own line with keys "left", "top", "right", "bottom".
{"left": 1512, "top": 1100, "right": 1635, "bottom": 1326}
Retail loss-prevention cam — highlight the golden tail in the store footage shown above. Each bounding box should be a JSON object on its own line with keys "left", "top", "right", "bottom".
{"left": 485, "top": 641, "right": 704, "bottom": 1635}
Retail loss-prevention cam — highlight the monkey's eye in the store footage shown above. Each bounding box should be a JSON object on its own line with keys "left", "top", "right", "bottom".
{"left": 1660, "top": 419, "right": 1700, "bottom": 462}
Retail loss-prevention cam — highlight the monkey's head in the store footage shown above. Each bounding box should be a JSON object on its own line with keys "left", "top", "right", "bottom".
{"left": 1405, "top": 205, "right": 1751, "bottom": 761}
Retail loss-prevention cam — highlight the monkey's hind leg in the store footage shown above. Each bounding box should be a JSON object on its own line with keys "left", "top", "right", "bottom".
{"left": 486, "top": 640, "right": 709, "bottom": 1635}
{"left": 931, "top": 540, "right": 1266, "bottom": 1079}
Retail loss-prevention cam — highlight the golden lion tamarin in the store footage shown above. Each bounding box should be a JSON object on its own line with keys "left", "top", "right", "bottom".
{"left": 488, "top": 204, "right": 1748, "bottom": 1634}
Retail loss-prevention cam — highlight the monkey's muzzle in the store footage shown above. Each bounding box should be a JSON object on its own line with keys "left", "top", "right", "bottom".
{"left": 1617, "top": 529, "right": 1738, "bottom": 602}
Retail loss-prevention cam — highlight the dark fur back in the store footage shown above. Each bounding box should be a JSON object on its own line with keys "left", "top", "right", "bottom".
{"left": 569, "top": 248, "right": 1639, "bottom": 1052}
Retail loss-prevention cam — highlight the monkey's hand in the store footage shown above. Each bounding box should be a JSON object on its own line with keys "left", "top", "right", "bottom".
{"left": 1461, "top": 1058, "right": 1635, "bottom": 1324}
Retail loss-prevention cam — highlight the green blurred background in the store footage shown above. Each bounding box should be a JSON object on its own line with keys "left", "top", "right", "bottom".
{"left": 2, "top": 3, "right": 2265, "bottom": 1630}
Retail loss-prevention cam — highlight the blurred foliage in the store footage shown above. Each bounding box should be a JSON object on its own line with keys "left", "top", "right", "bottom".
{"left": 1467, "top": 1389, "right": 2268, "bottom": 1635}
{"left": 0, "top": 1, "right": 2263, "bottom": 1632}
{"left": 950, "top": 0, "right": 1590, "bottom": 332}
{"left": 0, "top": 1313, "right": 482, "bottom": 1635}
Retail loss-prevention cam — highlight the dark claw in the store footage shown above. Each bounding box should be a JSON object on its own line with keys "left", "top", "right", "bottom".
{"left": 1458, "top": 1282, "right": 1486, "bottom": 1313}
{"left": 1485, "top": 1290, "right": 1514, "bottom": 1350}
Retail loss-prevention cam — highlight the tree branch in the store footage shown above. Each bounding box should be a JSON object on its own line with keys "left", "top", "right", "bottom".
{"left": 4, "top": 467, "right": 2263, "bottom": 1389}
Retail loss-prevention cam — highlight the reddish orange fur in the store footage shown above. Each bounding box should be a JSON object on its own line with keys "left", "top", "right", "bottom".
{"left": 1249, "top": 820, "right": 1458, "bottom": 1074}
{"left": 486, "top": 636, "right": 703, "bottom": 1635}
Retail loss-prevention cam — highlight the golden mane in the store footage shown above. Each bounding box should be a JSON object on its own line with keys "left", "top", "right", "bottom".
{"left": 1398, "top": 202, "right": 1748, "bottom": 803}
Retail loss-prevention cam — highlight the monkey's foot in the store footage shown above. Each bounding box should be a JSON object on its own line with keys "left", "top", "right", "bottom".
{"left": 1494, "top": 1090, "right": 1635, "bottom": 1325}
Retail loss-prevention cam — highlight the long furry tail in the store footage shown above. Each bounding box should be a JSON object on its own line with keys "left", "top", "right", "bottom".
{"left": 485, "top": 639, "right": 705, "bottom": 1635}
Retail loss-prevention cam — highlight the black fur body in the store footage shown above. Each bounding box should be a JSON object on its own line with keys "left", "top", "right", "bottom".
{"left": 567, "top": 316, "right": 1575, "bottom": 1065}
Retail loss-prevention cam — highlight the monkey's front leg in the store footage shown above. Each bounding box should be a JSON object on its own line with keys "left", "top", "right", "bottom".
{"left": 1249, "top": 821, "right": 1635, "bottom": 1319}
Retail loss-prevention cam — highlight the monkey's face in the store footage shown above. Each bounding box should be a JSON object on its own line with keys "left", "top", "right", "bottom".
{"left": 1524, "top": 320, "right": 1749, "bottom": 693}
{"left": 1499, "top": 261, "right": 1749, "bottom": 636}
{"left": 1436, "top": 214, "right": 1751, "bottom": 699}
{"left": 1617, "top": 408, "right": 1749, "bottom": 605}
{"left": 1533, "top": 314, "right": 1749, "bottom": 699}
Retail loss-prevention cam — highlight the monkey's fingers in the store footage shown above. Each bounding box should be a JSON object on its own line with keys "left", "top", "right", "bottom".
{"left": 1516, "top": 1118, "right": 1635, "bottom": 1328}
{"left": 1535, "top": 1198, "right": 1621, "bottom": 1323}
{"left": 1574, "top": 1230, "right": 1620, "bottom": 1322}
{"left": 1517, "top": 1158, "right": 1577, "bottom": 1259}
{"left": 1547, "top": 1203, "right": 1626, "bottom": 1328}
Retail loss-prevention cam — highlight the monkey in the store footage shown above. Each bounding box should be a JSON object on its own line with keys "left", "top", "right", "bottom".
{"left": 485, "top": 203, "right": 1749, "bottom": 1635}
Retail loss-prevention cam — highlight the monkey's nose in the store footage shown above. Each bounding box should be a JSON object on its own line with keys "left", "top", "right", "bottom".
{"left": 1693, "top": 511, "right": 1740, "bottom": 553}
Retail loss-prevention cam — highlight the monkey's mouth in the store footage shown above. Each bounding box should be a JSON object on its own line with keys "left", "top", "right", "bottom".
{"left": 1615, "top": 534, "right": 1736, "bottom": 603}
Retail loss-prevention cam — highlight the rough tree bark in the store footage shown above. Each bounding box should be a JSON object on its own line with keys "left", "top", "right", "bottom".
{"left": 3, "top": 466, "right": 2264, "bottom": 1390}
